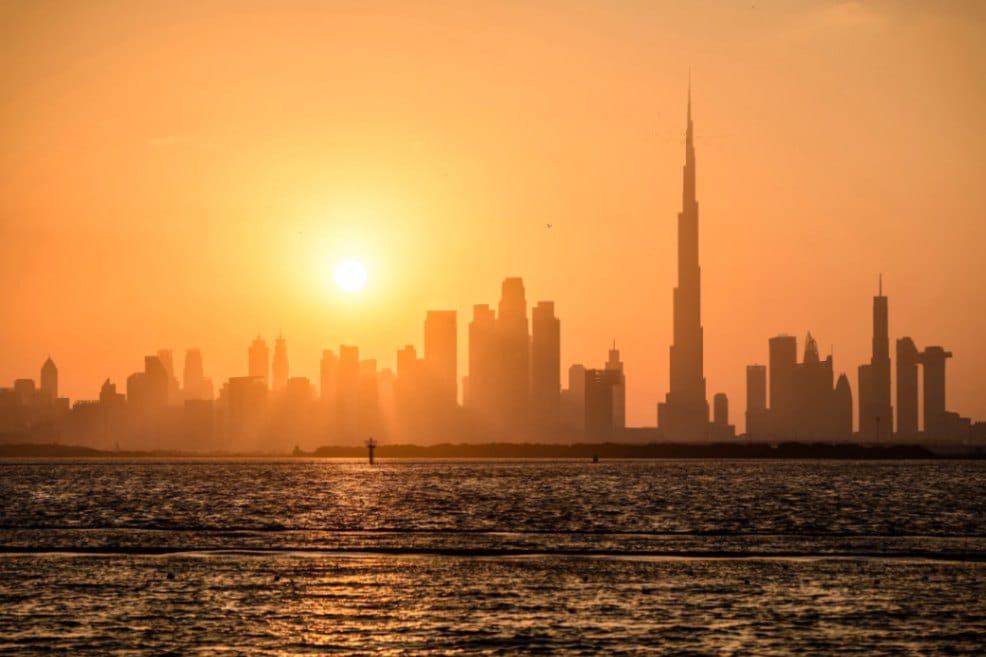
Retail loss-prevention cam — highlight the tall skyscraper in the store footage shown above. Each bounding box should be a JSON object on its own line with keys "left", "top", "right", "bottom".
{"left": 605, "top": 342, "right": 625, "bottom": 430}
{"left": 768, "top": 335, "right": 797, "bottom": 437}
{"left": 182, "top": 348, "right": 213, "bottom": 401}
{"left": 658, "top": 85, "right": 709, "bottom": 441}
{"left": 40, "top": 357, "right": 57, "bottom": 402}
{"left": 896, "top": 337, "right": 920, "bottom": 439}
{"left": 272, "top": 335, "right": 289, "bottom": 392}
{"left": 336, "top": 345, "right": 360, "bottom": 439}
{"left": 466, "top": 304, "right": 496, "bottom": 413}
{"left": 424, "top": 310, "right": 457, "bottom": 406}
{"left": 745, "top": 364, "right": 767, "bottom": 438}
{"left": 584, "top": 368, "right": 622, "bottom": 439}
{"left": 248, "top": 336, "right": 270, "bottom": 388}
{"left": 920, "top": 346, "right": 951, "bottom": 441}
{"left": 156, "top": 349, "right": 182, "bottom": 405}
{"left": 320, "top": 349, "right": 338, "bottom": 401}
{"left": 495, "top": 277, "right": 530, "bottom": 424}
{"left": 861, "top": 278, "right": 893, "bottom": 441}
{"left": 531, "top": 301, "right": 561, "bottom": 426}
{"left": 833, "top": 373, "right": 853, "bottom": 441}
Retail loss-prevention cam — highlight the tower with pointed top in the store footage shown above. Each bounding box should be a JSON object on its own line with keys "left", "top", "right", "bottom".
{"left": 658, "top": 83, "right": 710, "bottom": 440}
{"left": 859, "top": 276, "right": 893, "bottom": 441}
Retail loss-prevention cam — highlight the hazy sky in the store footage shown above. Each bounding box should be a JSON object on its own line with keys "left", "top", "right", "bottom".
{"left": 2, "top": 0, "right": 984, "bottom": 430}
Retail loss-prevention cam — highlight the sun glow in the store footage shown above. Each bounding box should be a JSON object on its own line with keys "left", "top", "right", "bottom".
{"left": 334, "top": 259, "right": 368, "bottom": 293}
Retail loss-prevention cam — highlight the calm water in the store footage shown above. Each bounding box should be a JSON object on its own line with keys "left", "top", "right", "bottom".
{"left": 1, "top": 459, "right": 984, "bottom": 655}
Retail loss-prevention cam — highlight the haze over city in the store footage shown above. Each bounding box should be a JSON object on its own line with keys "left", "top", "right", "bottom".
{"left": 2, "top": 2, "right": 984, "bottom": 432}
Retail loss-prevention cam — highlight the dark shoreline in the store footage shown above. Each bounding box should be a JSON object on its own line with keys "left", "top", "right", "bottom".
{"left": 1, "top": 441, "right": 982, "bottom": 459}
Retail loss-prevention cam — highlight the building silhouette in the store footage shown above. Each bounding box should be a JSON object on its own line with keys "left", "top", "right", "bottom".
{"left": 424, "top": 310, "right": 457, "bottom": 407}
{"left": 833, "top": 373, "right": 853, "bottom": 441}
{"left": 320, "top": 349, "right": 338, "bottom": 401}
{"left": 896, "top": 337, "right": 920, "bottom": 440}
{"left": 496, "top": 277, "right": 531, "bottom": 427}
{"left": 605, "top": 342, "right": 625, "bottom": 430}
{"left": 40, "top": 357, "right": 57, "bottom": 402}
{"left": 709, "top": 392, "right": 735, "bottom": 440}
{"left": 745, "top": 364, "right": 768, "bottom": 438}
{"left": 658, "top": 86, "right": 710, "bottom": 441}
{"left": 859, "top": 278, "right": 893, "bottom": 441}
{"left": 248, "top": 336, "right": 270, "bottom": 389}
{"left": 156, "top": 349, "right": 182, "bottom": 405}
{"left": 465, "top": 303, "right": 496, "bottom": 415}
{"left": 531, "top": 301, "right": 561, "bottom": 426}
{"left": 768, "top": 335, "right": 797, "bottom": 437}
{"left": 182, "top": 348, "right": 214, "bottom": 401}
{"left": 584, "top": 368, "right": 622, "bottom": 439}
{"left": 560, "top": 363, "right": 586, "bottom": 431}
{"left": 272, "top": 335, "right": 289, "bottom": 392}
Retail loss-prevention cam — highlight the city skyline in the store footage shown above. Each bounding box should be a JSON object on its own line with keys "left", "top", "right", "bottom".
{"left": 4, "top": 83, "right": 982, "bottom": 448}
{"left": 2, "top": 2, "right": 986, "bottom": 430}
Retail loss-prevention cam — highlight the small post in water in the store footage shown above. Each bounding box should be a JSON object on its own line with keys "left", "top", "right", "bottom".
{"left": 365, "top": 436, "right": 377, "bottom": 465}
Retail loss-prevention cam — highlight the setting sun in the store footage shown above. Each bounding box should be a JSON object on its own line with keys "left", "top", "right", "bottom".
{"left": 334, "top": 259, "right": 368, "bottom": 294}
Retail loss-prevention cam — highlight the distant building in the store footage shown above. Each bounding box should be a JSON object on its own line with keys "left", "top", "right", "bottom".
{"left": 768, "top": 335, "right": 797, "bottom": 437}
{"left": 896, "top": 337, "right": 920, "bottom": 440}
{"left": 833, "top": 374, "right": 853, "bottom": 441}
{"left": 658, "top": 86, "right": 709, "bottom": 442}
{"left": 605, "top": 343, "right": 625, "bottom": 430}
{"left": 745, "top": 364, "right": 768, "bottom": 438}
{"left": 320, "top": 349, "right": 338, "bottom": 401}
{"left": 272, "top": 335, "right": 289, "bottom": 392}
{"left": 860, "top": 279, "right": 893, "bottom": 441}
{"left": 424, "top": 310, "right": 457, "bottom": 407}
{"left": 182, "top": 348, "right": 213, "bottom": 401}
{"left": 584, "top": 368, "right": 622, "bottom": 439}
{"left": 709, "top": 392, "right": 735, "bottom": 440}
{"left": 496, "top": 277, "right": 530, "bottom": 427}
{"left": 560, "top": 364, "right": 586, "bottom": 431}
{"left": 40, "top": 357, "right": 57, "bottom": 402}
{"left": 465, "top": 304, "right": 496, "bottom": 414}
{"left": 248, "top": 336, "right": 270, "bottom": 389}
{"left": 531, "top": 301, "right": 561, "bottom": 426}
{"left": 156, "top": 349, "right": 182, "bottom": 405}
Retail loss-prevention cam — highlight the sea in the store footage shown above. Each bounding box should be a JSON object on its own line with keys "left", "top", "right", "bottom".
{"left": 1, "top": 459, "right": 984, "bottom": 655}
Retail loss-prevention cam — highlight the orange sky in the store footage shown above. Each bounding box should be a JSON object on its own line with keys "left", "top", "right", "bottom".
{"left": 2, "top": 1, "right": 984, "bottom": 430}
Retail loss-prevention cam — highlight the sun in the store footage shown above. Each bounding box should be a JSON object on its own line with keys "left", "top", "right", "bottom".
{"left": 334, "top": 259, "right": 368, "bottom": 293}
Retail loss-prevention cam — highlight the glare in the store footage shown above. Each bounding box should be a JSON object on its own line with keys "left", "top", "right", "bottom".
{"left": 334, "top": 259, "right": 368, "bottom": 293}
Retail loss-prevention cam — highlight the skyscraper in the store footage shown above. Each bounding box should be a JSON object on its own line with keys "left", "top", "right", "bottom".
{"left": 584, "top": 368, "right": 622, "bottom": 439}
{"left": 40, "top": 357, "right": 57, "bottom": 402}
{"left": 531, "top": 301, "right": 561, "bottom": 426}
{"left": 896, "top": 337, "right": 920, "bottom": 439}
{"left": 605, "top": 342, "right": 625, "bottom": 430}
{"left": 768, "top": 335, "right": 797, "bottom": 437}
{"left": 861, "top": 278, "right": 893, "bottom": 441}
{"left": 320, "top": 349, "right": 338, "bottom": 401}
{"left": 424, "top": 310, "right": 457, "bottom": 406}
{"left": 248, "top": 336, "right": 269, "bottom": 388}
{"left": 495, "top": 277, "right": 530, "bottom": 425}
{"left": 272, "top": 335, "right": 288, "bottom": 392}
{"left": 465, "top": 304, "right": 496, "bottom": 414}
{"left": 182, "top": 348, "right": 213, "bottom": 401}
{"left": 833, "top": 373, "right": 853, "bottom": 441}
{"left": 920, "top": 346, "right": 952, "bottom": 441}
{"left": 658, "top": 85, "right": 709, "bottom": 441}
{"left": 745, "top": 364, "right": 767, "bottom": 438}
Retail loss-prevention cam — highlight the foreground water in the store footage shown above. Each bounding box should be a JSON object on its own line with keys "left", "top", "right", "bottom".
{"left": 1, "top": 459, "right": 984, "bottom": 655}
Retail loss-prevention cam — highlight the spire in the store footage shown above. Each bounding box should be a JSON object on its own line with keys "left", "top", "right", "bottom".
{"left": 878, "top": 273, "right": 883, "bottom": 297}
{"left": 687, "top": 68, "right": 692, "bottom": 123}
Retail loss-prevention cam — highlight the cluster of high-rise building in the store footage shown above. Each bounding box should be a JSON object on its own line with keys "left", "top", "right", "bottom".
{"left": 1, "top": 88, "right": 983, "bottom": 450}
